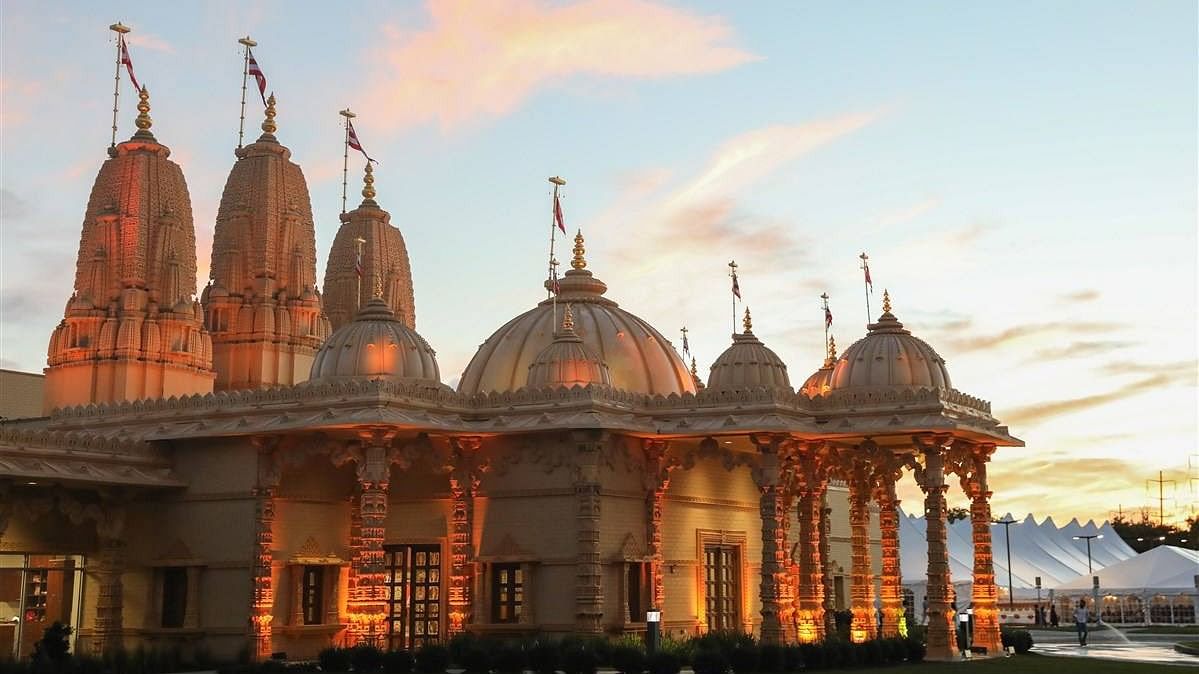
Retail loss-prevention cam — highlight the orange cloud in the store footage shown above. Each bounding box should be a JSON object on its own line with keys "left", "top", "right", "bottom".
{"left": 365, "top": 0, "right": 756, "bottom": 131}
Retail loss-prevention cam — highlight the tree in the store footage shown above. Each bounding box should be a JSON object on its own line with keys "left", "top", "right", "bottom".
{"left": 947, "top": 507, "right": 970, "bottom": 523}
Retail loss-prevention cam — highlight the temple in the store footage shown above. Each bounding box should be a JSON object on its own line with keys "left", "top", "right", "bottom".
{"left": 2, "top": 75, "right": 1021, "bottom": 664}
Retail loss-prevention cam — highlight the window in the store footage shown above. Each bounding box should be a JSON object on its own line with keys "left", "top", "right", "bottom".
{"left": 23, "top": 568, "right": 48, "bottom": 621}
{"left": 491, "top": 563, "right": 522, "bottom": 624}
{"left": 703, "top": 545, "right": 740, "bottom": 631}
{"left": 301, "top": 566, "right": 324, "bottom": 625}
{"left": 161, "top": 567, "right": 188, "bottom": 628}
{"left": 626, "top": 562, "right": 650, "bottom": 622}
{"left": 385, "top": 545, "right": 442, "bottom": 650}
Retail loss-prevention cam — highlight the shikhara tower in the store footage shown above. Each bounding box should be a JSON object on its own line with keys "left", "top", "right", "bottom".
{"left": 44, "top": 87, "right": 215, "bottom": 411}
{"left": 202, "top": 95, "right": 330, "bottom": 390}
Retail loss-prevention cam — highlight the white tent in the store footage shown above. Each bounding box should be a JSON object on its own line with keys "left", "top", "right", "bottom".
{"left": 1055, "top": 545, "right": 1199, "bottom": 594}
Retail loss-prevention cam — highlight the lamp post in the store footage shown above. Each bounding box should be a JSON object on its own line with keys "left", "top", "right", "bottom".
{"left": 1072, "top": 534, "right": 1104, "bottom": 575}
{"left": 993, "top": 517, "right": 1017, "bottom": 609}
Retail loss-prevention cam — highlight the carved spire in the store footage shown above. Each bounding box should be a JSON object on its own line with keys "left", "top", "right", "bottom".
{"left": 362, "top": 162, "right": 376, "bottom": 202}
{"left": 562, "top": 303, "right": 575, "bottom": 331}
{"left": 571, "top": 229, "right": 587, "bottom": 270}
{"left": 882, "top": 289, "right": 892, "bottom": 314}
{"left": 134, "top": 86, "right": 153, "bottom": 135}
{"left": 743, "top": 306, "right": 753, "bottom": 334}
{"left": 261, "top": 93, "right": 277, "bottom": 135}
{"left": 824, "top": 335, "right": 837, "bottom": 368}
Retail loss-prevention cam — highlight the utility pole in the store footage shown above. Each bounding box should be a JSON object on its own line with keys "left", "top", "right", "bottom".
{"left": 1146, "top": 471, "right": 1176, "bottom": 525}
{"left": 993, "top": 517, "right": 1017, "bottom": 609}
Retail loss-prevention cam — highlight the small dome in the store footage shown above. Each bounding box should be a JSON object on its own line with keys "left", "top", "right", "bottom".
{"left": 526, "top": 306, "right": 612, "bottom": 389}
{"left": 309, "top": 297, "right": 440, "bottom": 382}
{"left": 707, "top": 309, "right": 791, "bottom": 392}
{"left": 459, "top": 231, "right": 694, "bottom": 396}
{"left": 800, "top": 336, "right": 837, "bottom": 398}
{"left": 828, "top": 292, "right": 951, "bottom": 391}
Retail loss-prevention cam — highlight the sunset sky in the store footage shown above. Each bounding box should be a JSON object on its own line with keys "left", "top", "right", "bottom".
{"left": 1, "top": 1, "right": 1195, "bottom": 525}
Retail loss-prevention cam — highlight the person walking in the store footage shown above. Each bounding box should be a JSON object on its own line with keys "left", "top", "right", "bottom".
{"left": 1050, "top": 604, "right": 1059, "bottom": 627}
{"left": 1073, "top": 600, "right": 1089, "bottom": 646}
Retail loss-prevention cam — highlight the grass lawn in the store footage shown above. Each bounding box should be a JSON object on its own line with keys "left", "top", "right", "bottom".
{"left": 875, "top": 653, "right": 1185, "bottom": 673}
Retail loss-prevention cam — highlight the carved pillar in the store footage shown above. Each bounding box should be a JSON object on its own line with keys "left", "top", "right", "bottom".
{"left": 958, "top": 443, "right": 1002, "bottom": 654}
{"left": 643, "top": 440, "right": 674, "bottom": 612}
{"left": 91, "top": 533, "right": 126, "bottom": 655}
{"left": 752, "top": 435, "right": 796, "bottom": 645}
{"left": 250, "top": 442, "right": 280, "bottom": 660}
{"left": 873, "top": 470, "right": 904, "bottom": 638}
{"left": 794, "top": 443, "right": 828, "bottom": 643}
{"left": 573, "top": 431, "right": 604, "bottom": 634}
{"left": 913, "top": 435, "right": 958, "bottom": 660}
{"left": 348, "top": 443, "right": 392, "bottom": 646}
{"left": 448, "top": 436, "right": 485, "bottom": 636}
{"left": 821, "top": 497, "right": 835, "bottom": 637}
{"left": 847, "top": 459, "right": 877, "bottom": 643}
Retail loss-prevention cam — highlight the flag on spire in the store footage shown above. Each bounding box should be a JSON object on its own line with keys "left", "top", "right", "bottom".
{"left": 354, "top": 241, "right": 364, "bottom": 278}
{"left": 550, "top": 259, "right": 561, "bottom": 295}
{"left": 553, "top": 191, "right": 566, "bottom": 234}
{"left": 860, "top": 252, "right": 873, "bottom": 293}
{"left": 119, "top": 35, "right": 141, "bottom": 91}
{"left": 247, "top": 48, "right": 267, "bottom": 106}
{"left": 731, "top": 268, "right": 741, "bottom": 299}
{"left": 825, "top": 304, "right": 833, "bottom": 329}
{"left": 680, "top": 327, "right": 690, "bottom": 359}
{"left": 346, "top": 118, "right": 376, "bottom": 163}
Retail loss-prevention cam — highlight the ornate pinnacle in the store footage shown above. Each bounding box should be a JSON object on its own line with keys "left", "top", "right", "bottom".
{"left": 261, "top": 93, "right": 277, "bottom": 134}
{"left": 571, "top": 230, "right": 587, "bottom": 270}
{"left": 882, "top": 289, "right": 892, "bottom": 314}
{"left": 825, "top": 335, "right": 838, "bottom": 367}
{"left": 134, "top": 86, "right": 152, "bottom": 131}
{"left": 362, "top": 162, "right": 376, "bottom": 201}
{"left": 743, "top": 307, "right": 753, "bottom": 333}
{"left": 690, "top": 356, "right": 699, "bottom": 378}
{"left": 562, "top": 303, "right": 575, "bottom": 331}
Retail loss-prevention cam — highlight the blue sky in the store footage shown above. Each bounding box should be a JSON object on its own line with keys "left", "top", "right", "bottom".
{"left": 1, "top": 1, "right": 1195, "bottom": 523}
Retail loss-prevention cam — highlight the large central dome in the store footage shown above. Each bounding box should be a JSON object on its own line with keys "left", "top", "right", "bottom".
{"left": 458, "top": 232, "right": 695, "bottom": 397}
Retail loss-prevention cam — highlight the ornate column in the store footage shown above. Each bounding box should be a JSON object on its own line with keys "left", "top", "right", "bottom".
{"left": 952, "top": 442, "right": 1002, "bottom": 654}
{"left": 448, "top": 437, "right": 486, "bottom": 636}
{"left": 794, "top": 442, "right": 829, "bottom": 643}
{"left": 846, "top": 457, "right": 877, "bottom": 642}
{"left": 820, "top": 496, "right": 835, "bottom": 637}
{"left": 643, "top": 440, "right": 676, "bottom": 612}
{"left": 352, "top": 441, "right": 393, "bottom": 646}
{"left": 91, "top": 506, "right": 127, "bottom": 656}
{"left": 250, "top": 441, "right": 280, "bottom": 660}
{"left": 751, "top": 435, "right": 796, "bottom": 645}
{"left": 912, "top": 435, "right": 958, "bottom": 661}
{"left": 872, "top": 462, "right": 905, "bottom": 638}
{"left": 573, "top": 431, "right": 605, "bottom": 634}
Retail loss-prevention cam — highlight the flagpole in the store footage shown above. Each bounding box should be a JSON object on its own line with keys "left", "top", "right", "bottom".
{"left": 728, "top": 260, "right": 738, "bottom": 335}
{"left": 820, "top": 292, "right": 830, "bottom": 357}
{"left": 548, "top": 176, "right": 566, "bottom": 310}
{"left": 340, "top": 109, "right": 356, "bottom": 213}
{"left": 109, "top": 23, "right": 130, "bottom": 152}
{"left": 354, "top": 236, "right": 366, "bottom": 312}
{"left": 859, "top": 252, "right": 872, "bottom": 326}
{"left": 236, "top": 36, "right": 256, "bottom": 149}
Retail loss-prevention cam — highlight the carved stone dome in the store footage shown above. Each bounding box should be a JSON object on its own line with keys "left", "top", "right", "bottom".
{"left": 828, "top": 293, "right": 951, "bottom": 391}
{"left": 309, "top": 297, "right": 440, "bottom": 383}
{"left": 458, "top": 232, "right": 694, "bottom": 396}
{"left": 706, "top": 310, "right": 791, "bottom": 392}
{"left": 800, "top": 337, "right": 838, "bottom": 398}
{"left": 526, "top": 306, "right": 612, "bottom": 389}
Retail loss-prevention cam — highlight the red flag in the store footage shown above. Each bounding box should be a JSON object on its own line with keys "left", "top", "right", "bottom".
{"left": 346, "top": 118, "right": 376, "bottom": 163}
{"left": 119, "top": 36, "right": 141, "bottom": 92}
{"left": 550, "top": 265, "right": 561, "bottom": 295}
{"left": 247, "top": 48, "right": 267, "bottom": 106}
{"left": 731, "top": 271, "right": 741, "bottom": 299}
{"left": 824, "top": 306, "right": 833, "bottom": 329}
{"left": 553, "top": 192, "right": 566, "bottom": 234}
{"left": 862, "top": 259, "right": 873, "bottom": 293}
{"left": 354, "top": 246, "right": 364, "bottom": 278}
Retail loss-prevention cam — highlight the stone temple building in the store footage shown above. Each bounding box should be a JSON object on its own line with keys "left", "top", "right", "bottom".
{"left": 0, "top": 90, "right": 1021, "bottom": 662}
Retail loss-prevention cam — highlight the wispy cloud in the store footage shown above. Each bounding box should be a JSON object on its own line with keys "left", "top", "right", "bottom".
{"left": 942, "top": 321, "right": 1123, "bottom": 353}
{"left": 1058, "top": 289, "right": 1100, "bottom": 304}
{"left": 126, "top": 31, "right": 175, "bottom": 54}
{"left": 1002, "top": 367, "right": 1194, "bottom": 427}
{"left": 365, "top": 0, "right": 757, "bottom": 132}
{"left": 1030, "top": 340, "right": 1135, "bottom": 361}
{"left": 874, "top": 197, "right": 941, "bottom": 229}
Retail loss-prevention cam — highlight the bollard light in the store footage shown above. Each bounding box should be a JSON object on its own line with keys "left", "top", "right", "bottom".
{"left": 645, "top": 608, "right": 662, "bottom": 654}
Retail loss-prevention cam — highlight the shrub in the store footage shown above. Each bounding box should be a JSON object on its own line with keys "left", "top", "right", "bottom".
{"left": 879, "top": 638, "right": 906, "bottom": 664}
{"left": 797, "top": 643, "right": 824, "bottom": 671}
{"left": 415, "top": 645, "right": 451, "bottom": 674}
{"left": 1001, "top": 628, "right": 1034, "bottom": 654}
{"left": 756, "top": 644, "right": 783, "bottom": 673}
{"left": 903, "top": 636, "right": 926, "bottom": 663}
{"left": 780, "top": 645, "right": 803, "bottom": 672}
{"left": 560, "top": 644, "right": 597, "bottom": 674}
{"left": 610, "top": 645, "right": 645, "bottom": 674}
{"left": 491, "top": 644, "right": 526, "bottom": 674}
{"left": 726, "top": 644, "right": 757, "bottom": 674}
{"left": 459, "top": 647, "right": 491, "bottom": 674}
{"left": 644, "top": 651, "right": 680, "bottom": 674}
{"left": 692, "top": 632, "right": 752, "bottom": 659}
{"left": 860, "top": 639, "right": 883, "bottom": 667}
{"left": 527, "top": 641, "right": 559, "bottom": 674}
{"left": 350, "top": 646, "right": 384, "bottom": 673}
{"left": 34, "top": 622, "right": 72, "bottom": 665}
{"left": 383, "top": 650, "right": 415, "bottom": 674}
{"left": 320, "top": 647, "right": 353, "bottom": 673}
{"left": 689, "top": 649, "right": 727, "bottom": 674}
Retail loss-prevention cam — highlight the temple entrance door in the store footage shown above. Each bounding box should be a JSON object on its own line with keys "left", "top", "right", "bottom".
{"left": 384, "top": 544, "right": 442, "bottom": 650}
{"left": 0, "top": 554, "right": 85, "bottom": 659}
{"left": 703, "top": 544, "right": 740, "bottom": 631}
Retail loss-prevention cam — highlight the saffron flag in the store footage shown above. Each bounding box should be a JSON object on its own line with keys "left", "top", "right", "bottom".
{"left": 553, "top": 192, "right": 566, "bottom": 234}
{"left": 682, "top": 332, "right": 690, "bottom": 358}
{"left": 346, "top": 118, "right": 376, "bottom": 163}
{"left": 119, "top": 36, "right": 141, "bottom": 91}
{"left": 863, "top": 259, "right": 873, "bottom": 292}
{"left": 550, "top": 266, "right": 561, "bottom": 295}
{"left": 732, "top": 271, "right": 741, "bottom": 299}
{"left": 354, "top": 247, "right": 364, "bottom": 278}
{"left": 247, "top": 48, "right": 267, "bottom": 106}
{"left": 825, "top": 305, "right": 833, "bottom": 329}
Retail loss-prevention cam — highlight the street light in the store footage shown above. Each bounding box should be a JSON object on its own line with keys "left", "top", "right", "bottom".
{"left": 993, "top": 517, "right": 1017, "bottom": 609}
{"left": 1072, "top": 534, "right": 1104, "bottom": 575}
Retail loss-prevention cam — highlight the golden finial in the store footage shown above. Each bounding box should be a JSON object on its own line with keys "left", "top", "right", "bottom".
{"left": 824, "top": 335, "right": 838, "bottom": 367}
{"left": 134, "top": 86, "right": 152, "bottom": 131}
{"left": 743, "top": 307, "right": 752, "bottom": 333}
{"left": 261, "top": 93, "right": 277, "bottom": 134}
{"left": 690, "top": 356, "right": 699, "bottom": 378}
{"left": 362, "top": 162, "right": 376, "bottom": 201}
{"left": 571, "top": 229, "right": 587, "bottom": 270}
{"left": 562, "top": 304, "right": 575, "bottom": 331}
{"left": 882, "top": 289, "right": 892, "bottom": 314}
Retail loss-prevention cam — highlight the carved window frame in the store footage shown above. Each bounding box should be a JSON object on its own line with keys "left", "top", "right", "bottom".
{"left": 695, "top": 529, "right": 748, "bottom": 634}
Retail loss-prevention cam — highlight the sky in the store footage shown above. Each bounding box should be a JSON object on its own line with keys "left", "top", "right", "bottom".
{"left": 1, "top": 1, "right": 1196, "bottom": 525}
